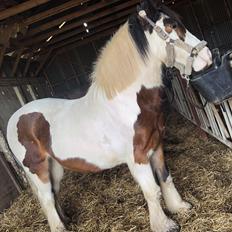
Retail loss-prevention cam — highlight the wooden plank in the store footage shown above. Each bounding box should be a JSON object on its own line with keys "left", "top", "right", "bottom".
{"left": 24, "top": 3, "right": 137, "bottom": 46}
{"left": 24, "top": 0, "right": 89, "bottom": 25}
{"left": 220, "top": 103, "right": 232, "bottom": 139}
{"left": 55, "top": 27, "right": 116, "bottom": 54}
{"left": 0, "top": 154, "right": 20, "bottom": 212}
{"left": 211, "top": 105, "right": 229, "bottom": 139}
{"left": 0, "top": 0, "right": 50, "bottom": 21}
{"left": 47, "top": 15, "right": 129, "bottom": 46}
{"left": 27, "top": 0, "right": 136, "bottom": 36}
{"left": 0, "top": 130, "right": 27, "bottom": 188}
{"left": 49, "top": 20, "right": 124, "bottom": 51}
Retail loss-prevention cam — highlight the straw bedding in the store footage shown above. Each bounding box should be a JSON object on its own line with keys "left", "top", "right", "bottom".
{"left": 1, "top": 112, "right": 232, "bottom": 232}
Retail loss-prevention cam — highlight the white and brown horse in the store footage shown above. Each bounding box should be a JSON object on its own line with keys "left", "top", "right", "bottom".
{"left": 7, "top": 1, "right": 212, "bottom": 232}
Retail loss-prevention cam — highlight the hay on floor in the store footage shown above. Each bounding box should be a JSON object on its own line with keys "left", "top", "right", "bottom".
{"left": 1, "top": 113, "right": 232, "bottom": 232}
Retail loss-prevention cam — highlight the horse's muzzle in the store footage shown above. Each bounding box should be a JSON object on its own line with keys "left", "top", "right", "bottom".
{"left": 193, "top": 47, "right": 213, "bottom": 72}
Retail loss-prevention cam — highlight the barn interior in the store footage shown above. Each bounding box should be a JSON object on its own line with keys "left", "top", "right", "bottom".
{"left": 0, "top": 0, "right": 232, "bottom": 231}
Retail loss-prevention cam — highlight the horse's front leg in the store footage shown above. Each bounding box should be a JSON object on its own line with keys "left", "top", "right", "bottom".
{"left": 127, "top": 161, "right": 179, "bottom": 232}
{"left": 150, "top": 143, "right": 192, "bottom": 214}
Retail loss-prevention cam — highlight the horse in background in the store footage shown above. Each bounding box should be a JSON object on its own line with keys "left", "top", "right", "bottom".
{"left": 7, "top": 0, "right": 212, "bottom": 231}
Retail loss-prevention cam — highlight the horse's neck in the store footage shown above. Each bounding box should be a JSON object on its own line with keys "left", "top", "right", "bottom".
{"left": 85, "top": 58, "right": 163, "bottom": 111}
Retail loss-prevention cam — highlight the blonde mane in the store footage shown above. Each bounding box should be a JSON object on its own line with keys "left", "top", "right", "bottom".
{"left": 91, "top": 22, "right": 146, "bottom": 99}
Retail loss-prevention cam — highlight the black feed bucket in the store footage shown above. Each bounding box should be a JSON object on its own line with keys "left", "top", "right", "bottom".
{"left": 190, "top": 50, "right": 232, "bottom": 104}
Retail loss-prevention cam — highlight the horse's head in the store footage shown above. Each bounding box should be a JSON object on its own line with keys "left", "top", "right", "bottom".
{"left": 136, "top": 0, "right": 212, "bottom": 75}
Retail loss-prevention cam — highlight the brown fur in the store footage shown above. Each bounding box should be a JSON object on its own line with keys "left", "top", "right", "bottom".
{"left": 17, "top": 113, "right": 50, "bottom": 183}
{"left": 163, "top": 18, "right": 186, "bottom": 41}
{"left": 57, "top": 158, "right": 101, "bottom": 173}
{"left": 133, "top": 86, "right": 166, "bottom": 164}
{"left": 17, "top": 112, "right": 101, "bottom": 183}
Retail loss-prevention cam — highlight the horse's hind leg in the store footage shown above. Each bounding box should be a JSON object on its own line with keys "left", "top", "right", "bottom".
{"left": 150, "top": 144, "right": 192, "bottom": 214}
{"left": 49, "top": 158, "right": 70, "bottom": 225}
{"left": 128, "top": 161, "right": 179, "bottom": 232}
{"left": 26, "top": 170, "right": 66, "bottom": 232}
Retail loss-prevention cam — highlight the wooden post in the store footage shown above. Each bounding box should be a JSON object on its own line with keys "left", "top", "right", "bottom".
{"left": 23, "top": 54, "right": 33, "bottom": 78}
{"left": 43, "top": 71, "right": 55, "bottom": 96}
{"left": 0, "top": 46, "right": 6, "bottom": 70}
{"left": 34, "top": 49, "right": 52, "bottom": 77}
{"left": 11, "top": 48, "right": 23, "bottom": 77}
{"left": 0, "top": 130, "right": 27, "bottom": 188}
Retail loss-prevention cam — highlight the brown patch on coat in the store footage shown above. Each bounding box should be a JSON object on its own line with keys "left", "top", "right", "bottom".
{"left": 57, "top": 158, "right": 101, "bottom": 173}
{"left": 163, "top": 18, "right": 186, "bottom": 41}
{"left": 17, "top": 112, "right": 50, "bottom": 183}
{"left": 17, "top": 112, "right": 102, "bottom": 183}
{"left": 133, "top": 86, "right": 167, "bottom": 164}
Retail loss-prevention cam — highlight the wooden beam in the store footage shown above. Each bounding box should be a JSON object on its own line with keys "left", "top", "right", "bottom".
{"left": 23, "top": 1, "right": 138, "bottom": 46}
{"left": 24, "top": 0, "right": 89, "bottom": 25}
{"left": 34, "top": 49, "right": 52, "bottom": 77}
{"left": 56, "top": 27, "right": 116, "bottom": 55}
{"left": 47, "top": 12, "right": 132, "bottom": 46}
{"left": 27, "top": 0, "right": 129, "bottom": 36}
{"left": 49, "top": 18, "right": 125, "bottom": 50}
{"left": 11, "top": 48, "right": 23, "bottom": 77}
{"left": 0, "top": 0, "right": 50, "bottom": 21}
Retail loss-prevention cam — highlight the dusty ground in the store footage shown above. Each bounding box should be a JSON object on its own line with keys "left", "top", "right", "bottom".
{"left": 1, "top": 113, "right": 232, "bottom": 232}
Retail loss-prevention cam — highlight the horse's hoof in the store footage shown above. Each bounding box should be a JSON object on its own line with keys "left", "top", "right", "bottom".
{"left": 151, "top": 218, "right": 180, "bottom": 232}
{"left": 167, "top": 223, "right": 180, "bottom": 232}
{"left": 168, "top": 201, "right": 192, "bottom": 214}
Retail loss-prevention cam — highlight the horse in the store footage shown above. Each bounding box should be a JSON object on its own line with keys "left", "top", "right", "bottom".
{"left": 7, "top": 1, "right": 212, "bottom": 231}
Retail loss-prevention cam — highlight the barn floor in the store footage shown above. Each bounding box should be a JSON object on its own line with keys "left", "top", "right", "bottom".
{"left": 1, "top": 112, "right": 232, "bottom": 232}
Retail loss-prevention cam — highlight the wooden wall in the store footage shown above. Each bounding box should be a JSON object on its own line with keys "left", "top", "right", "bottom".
{"left": 0, "top": 153, "right": 21, "bottom": 212}
{"left": 45, "top": 36, "right": 110, "bottom": 99}
{"left": 173, "top": 0, "right": 232, "bottom": 52}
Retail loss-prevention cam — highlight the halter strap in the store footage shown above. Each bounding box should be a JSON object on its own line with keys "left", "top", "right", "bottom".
{"left": 138, "top": 10, "right": 207, "bottom": 77}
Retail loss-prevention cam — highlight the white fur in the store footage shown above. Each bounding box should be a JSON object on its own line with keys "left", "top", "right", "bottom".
{"left": 161, "top": 175, "right": 192, "bottom": 214}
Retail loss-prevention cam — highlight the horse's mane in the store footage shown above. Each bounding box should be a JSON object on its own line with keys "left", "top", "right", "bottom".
{"left": 89, "top": 2, "right": 184, "bottom": 100}
{"left": 90, "top": 22, "right": 145, "bottom": 99}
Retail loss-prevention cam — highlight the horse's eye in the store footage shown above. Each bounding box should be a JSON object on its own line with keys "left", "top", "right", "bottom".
{"left": 172, "top": 23, "right": 177, "bottom": 29}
